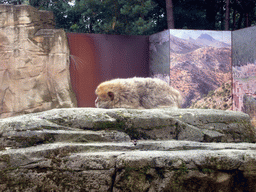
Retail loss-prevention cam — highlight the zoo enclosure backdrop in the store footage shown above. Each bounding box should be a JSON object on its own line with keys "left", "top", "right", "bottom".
{"left": 67, "top": 26, "right": 256, "bottom": 120}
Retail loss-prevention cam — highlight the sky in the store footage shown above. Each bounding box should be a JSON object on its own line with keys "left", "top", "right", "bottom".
{"left": 68, "top": 0, "right": 75, "bottom": 6}
{"left": 169, "top": 29, "right": 231, "bottom": 45}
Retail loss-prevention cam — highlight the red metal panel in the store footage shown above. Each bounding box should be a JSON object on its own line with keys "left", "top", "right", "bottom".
{"left": 67, "top": 33, "right": 149, "bottom": 107}
{"left": 67, "top": 33, "right": 100, "bottom": 107}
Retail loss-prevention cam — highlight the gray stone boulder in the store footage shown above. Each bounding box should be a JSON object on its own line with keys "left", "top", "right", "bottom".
{"left": 1, "top": 141, "right": 256, "bottom": 191}
{"left": 0, "top": 108, "right": 256, "bottom": 191}
{"left": 0, "top": 108, "right": 253, "bottom": 150}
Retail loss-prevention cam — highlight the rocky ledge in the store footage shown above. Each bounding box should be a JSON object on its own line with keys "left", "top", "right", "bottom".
{"left": 0, "top": 108, "right": 256, "bottom": 191}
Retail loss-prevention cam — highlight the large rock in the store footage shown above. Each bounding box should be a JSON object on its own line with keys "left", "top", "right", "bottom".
{"left": 0, "top": 108, "right": 253, "bottom": 149}
{"left": 0, "top": 5, "right": 77, "bottom": 118}
{"left": 0, "top": 108, "right": 256, "bottom": 191}
{"left": 1, "top": 141, "right": 256, "bottom": 192}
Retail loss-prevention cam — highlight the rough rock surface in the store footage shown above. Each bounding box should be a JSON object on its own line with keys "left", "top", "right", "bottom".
{"left": 1, "top": 108, "right": 256, "bottom": 191}
{"left": 0, "top": 5, "right": 77, "bottom": 118}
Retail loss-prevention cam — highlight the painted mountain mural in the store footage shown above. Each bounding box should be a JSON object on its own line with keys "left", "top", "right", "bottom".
{"left": 233, "top": 63, "right": 256, "bottom": 113}
{"left": 168, "top": 31, "right": 232, "bottom": 108}
{"left": 189, "top": 33, "right": 230, "bottom": 48}
{"left": 232, "top": 26, "right": 256, "bottom": 122}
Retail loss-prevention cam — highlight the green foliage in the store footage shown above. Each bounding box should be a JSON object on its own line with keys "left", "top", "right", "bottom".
{"left": 202, "top": 168, "right": 214, "bottom": 174}
{"left": 68, "top": 0, "right": 158, "bottom": 35}
{"left": 0, "top": 0, "right": 256, "bottom": 34}
{"left": 121, "top": 165, "right": 152, "bottom": 191}
{"left": 168, "top": 161, "right": 189, "bottom": 192}
{"left": 174, "top": 0, "right": 210, "bottom": 29}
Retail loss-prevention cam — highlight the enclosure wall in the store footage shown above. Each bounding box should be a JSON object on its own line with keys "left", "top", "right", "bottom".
{"left": 67, "top": 33, "right": 149, "bottom": 107}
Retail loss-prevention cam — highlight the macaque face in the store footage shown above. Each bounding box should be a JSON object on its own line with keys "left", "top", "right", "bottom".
{"left": 95, "top": 91, "right": 115, "bottom": 109}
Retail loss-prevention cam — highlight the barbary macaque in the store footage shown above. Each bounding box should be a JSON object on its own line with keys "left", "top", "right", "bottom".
{"left": 95, "top": 77, "right": 182, "bottom": 109}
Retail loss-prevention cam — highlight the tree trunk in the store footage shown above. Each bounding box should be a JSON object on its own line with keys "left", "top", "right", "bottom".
{"left": 232, "top": 0, "right": 237, "bottom": 30}
{"left": 245, "top": 12, "right": 249, "bottom": 27}
{"left": 224, "top": 0, "right": 230, "bottom": 30}
{"left": 165, "top": 0, "right": 175, "bottom": 29}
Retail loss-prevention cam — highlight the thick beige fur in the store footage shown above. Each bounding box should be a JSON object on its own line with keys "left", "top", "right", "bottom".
{"left": 95, "top": 77, "right": 182, "bottom": 109}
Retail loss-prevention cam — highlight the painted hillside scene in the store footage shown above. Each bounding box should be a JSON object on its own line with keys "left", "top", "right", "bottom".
{"left": 232, "top": 26, "right": 256, "bottom": 120}
{"left": 149, "top": 29, "right": 232, "bottom": 109}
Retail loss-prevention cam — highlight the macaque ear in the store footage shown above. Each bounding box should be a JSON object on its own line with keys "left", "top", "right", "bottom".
{"left": 108, "top": 91, "right": 114, "bottom": 101}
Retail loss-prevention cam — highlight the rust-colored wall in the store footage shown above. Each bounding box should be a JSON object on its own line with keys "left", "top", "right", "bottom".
{"left": 67, "top": 33, "right": 149, "bottom": 107}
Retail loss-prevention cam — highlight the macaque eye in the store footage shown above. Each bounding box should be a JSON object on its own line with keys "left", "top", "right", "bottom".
{"left": 108, "top": 91, "right": 114, "bottom": 101}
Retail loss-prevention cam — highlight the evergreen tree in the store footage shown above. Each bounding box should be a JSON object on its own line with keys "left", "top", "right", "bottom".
{"left": 0, "top": 0, "right": 255, "bottom": 34}
{"left": 68, "top": 0, "right": 158, "bottom": 35}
